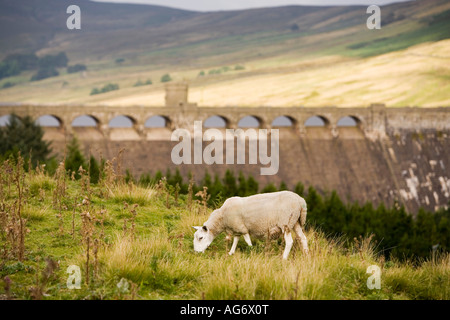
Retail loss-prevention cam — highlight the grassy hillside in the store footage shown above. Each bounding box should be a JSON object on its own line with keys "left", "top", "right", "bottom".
{"left": 1, "top": 39, "right": 449, "bottom": 107}
{"left": 1, "top": 158, "right": 448, "bottom": 300}
{"left": 0, "top": 0, "right": 449, "bottom": 107}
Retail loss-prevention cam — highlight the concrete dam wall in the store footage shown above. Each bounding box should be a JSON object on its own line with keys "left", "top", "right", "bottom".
{"left": 1, "top": 83, "right": 449, "bottom": 214}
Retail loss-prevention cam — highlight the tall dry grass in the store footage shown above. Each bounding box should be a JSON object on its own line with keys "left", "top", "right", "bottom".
{"left": 107, "top": 182, "right": 156, "bottom": 206}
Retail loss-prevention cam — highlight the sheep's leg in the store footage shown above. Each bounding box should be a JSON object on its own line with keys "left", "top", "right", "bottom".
{"left": 243, "top": 233, "right": 252, "bottom": 247}
{"left": 294, "top": 222, "right": 309, "bottom": 254}
{"left": 283, "top": 230, "right": 294, "bottom": 260}
{"left": 229, "top": 236, "right": 239, "bottom": 255}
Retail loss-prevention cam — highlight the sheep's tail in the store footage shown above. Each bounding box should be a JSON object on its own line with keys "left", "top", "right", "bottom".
{"left": 299, "top": 199, "right": 307, "bottom": 228}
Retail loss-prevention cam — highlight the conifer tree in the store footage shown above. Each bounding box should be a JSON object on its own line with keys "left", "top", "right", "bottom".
{"left": 0, "top": 114, "right": 51, "bottom": 166}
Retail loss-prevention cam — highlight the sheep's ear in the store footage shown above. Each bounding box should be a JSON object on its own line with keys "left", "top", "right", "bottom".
{"left": 192, "top": 226, "right": 201, "bottom": 231}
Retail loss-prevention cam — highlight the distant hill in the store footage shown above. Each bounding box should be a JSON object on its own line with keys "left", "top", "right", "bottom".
{"left": 0, "top": 0, "right": 196, "bottom": 59}
{"left": 0, "top": 0, "right": 449, "bottom": 106}
{"left": 1, "top": 0, "right": 449, "bottom": 62}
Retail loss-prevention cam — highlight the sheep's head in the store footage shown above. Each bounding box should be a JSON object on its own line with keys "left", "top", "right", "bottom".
{"left": 192, "top": 225, "right": 214, "bottom": 253}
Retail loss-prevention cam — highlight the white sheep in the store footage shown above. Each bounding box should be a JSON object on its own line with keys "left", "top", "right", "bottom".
{"left": 193, "top": 190, "right": 308, "bottom": 259}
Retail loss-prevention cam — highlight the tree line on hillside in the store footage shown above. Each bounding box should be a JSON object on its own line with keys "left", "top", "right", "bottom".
{"left": 1, "top": 114, "right": 449, "bottom": 262}
{"left": 0, "top": 52, "right": 87, "bottom": 82}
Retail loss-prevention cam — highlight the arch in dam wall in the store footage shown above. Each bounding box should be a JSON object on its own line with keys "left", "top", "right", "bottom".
{"left": 271, "top": 115, "right": 296, "bottom": 128}
{"left": 143, "top": 115, "right": 173, "bottom": 140}
{"left": 337, "top": 116, "right": 360, "bottom": 127}
{"left": 36, "top": 114, "right": 63, "bottom": 127}
{"left": 304, "top": 115, "right": 330, "bottom": 127}
{"left": 145, "top": 115, "right": 171, "bottom": 128}
{"left": 108, "top": 115, "right": 137, "bottom": 128}
{"left": 0, "top": 114, "right": 15, "bottom": 126}
{"left": 203, "top": 115, "right": 229, "bottom": 128}
{"left": 72, "top": 115, "right": 101, "bottom": 127}
{"left": 237, "top": 115, "right": 264, "bottom": 128}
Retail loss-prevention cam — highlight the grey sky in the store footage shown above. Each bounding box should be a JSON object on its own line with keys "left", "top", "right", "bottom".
{"left": 92, "top": 0, "right": 413, "bottom": 12}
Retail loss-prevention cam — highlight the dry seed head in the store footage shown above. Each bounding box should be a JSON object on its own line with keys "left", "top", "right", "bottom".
{"left": 81, "top": 211, "right": 92, "bottom": 220}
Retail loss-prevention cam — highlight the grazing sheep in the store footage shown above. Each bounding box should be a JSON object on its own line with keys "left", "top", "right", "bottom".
{"left": 193, "top": 191, "right": 308, "bottom": 259}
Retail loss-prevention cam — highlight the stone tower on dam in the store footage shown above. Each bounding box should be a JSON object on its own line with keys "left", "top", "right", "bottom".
{"left": 1, "top": 83, "right": 449, "bottom": 214}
